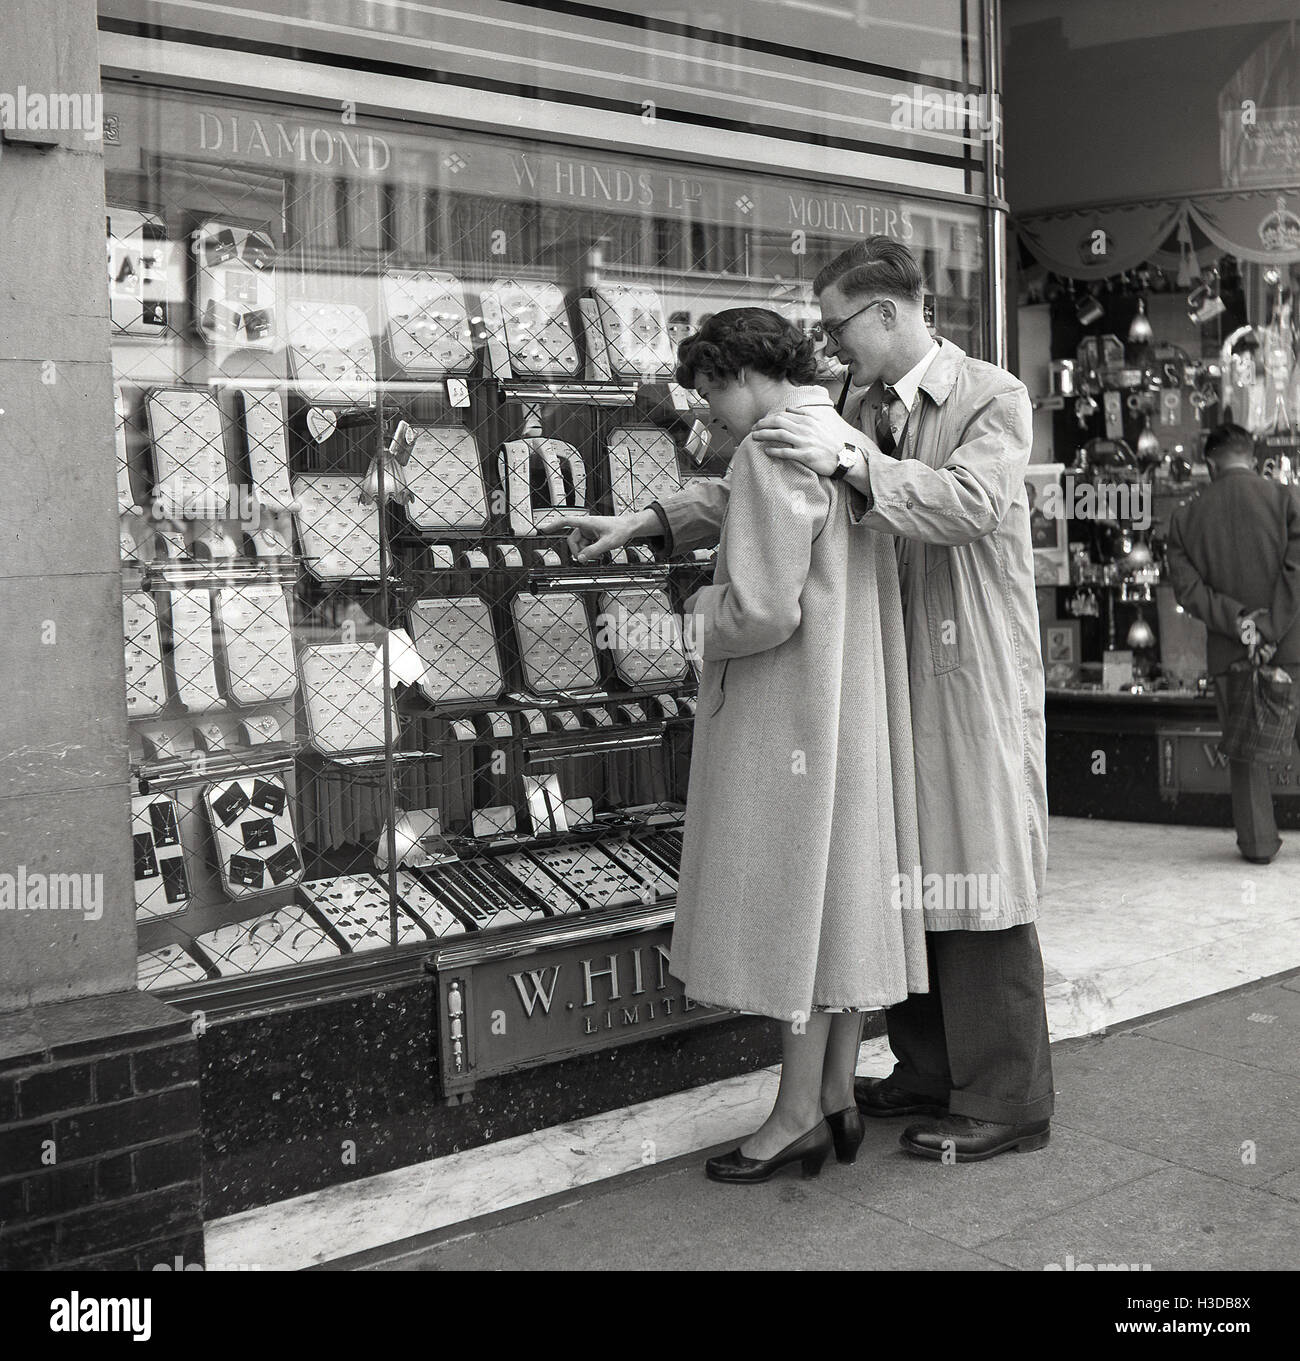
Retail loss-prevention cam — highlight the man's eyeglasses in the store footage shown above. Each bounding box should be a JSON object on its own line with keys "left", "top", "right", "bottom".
{"left": 814, "top": 298, "right": 889, "bottom": 347}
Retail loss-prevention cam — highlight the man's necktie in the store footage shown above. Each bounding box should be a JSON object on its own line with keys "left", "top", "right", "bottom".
{"left": 874, "top": 386, "right": 906, "bottom": 456}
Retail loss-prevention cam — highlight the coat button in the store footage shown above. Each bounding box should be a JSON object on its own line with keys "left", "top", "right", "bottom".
{"left": 906, "top": 499, "right": 914, "bottom": 508}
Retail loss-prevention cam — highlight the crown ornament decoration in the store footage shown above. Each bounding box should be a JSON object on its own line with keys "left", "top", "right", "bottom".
{"left": 1258, "top": 197, "right": 1300, "bottom": 254}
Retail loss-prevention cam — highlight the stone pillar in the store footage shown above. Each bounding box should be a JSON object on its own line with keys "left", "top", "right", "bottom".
{"left": 0, "top": 0, "right": 204, "bottom": 1269}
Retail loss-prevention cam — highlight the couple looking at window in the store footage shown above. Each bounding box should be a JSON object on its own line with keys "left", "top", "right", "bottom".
{"left": 544, "top": 236, "right": 1052, "bottom": 1184}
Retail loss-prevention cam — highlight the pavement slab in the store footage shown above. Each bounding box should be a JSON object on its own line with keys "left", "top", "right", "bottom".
{"left": 816, "top": 1122, "right": 1170, "bottom": 1249}
{"left": 1050, "top": 1033, "right": 1300, "bottom": 1186}
{"left": 975, "top": 1166, "right": 1300, "bottom": 1272}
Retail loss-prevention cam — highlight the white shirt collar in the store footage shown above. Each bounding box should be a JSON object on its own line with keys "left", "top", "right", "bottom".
{"left": 887, "top": 341, "right": 940, "bottom": 413}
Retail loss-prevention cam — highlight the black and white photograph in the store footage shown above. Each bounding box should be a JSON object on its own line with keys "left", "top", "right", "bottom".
{"left": 1, "top": 0, "right": 1298, "bottom": 1322}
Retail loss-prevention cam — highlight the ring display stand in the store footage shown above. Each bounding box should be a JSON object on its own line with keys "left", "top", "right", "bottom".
{"left": 403, "top": 426, "right": 489, "bottom": 532}
{"left": 146, "top": 387, "right": 229, "bottom": 517}
{"left": 588, "top": 285, "right": 676, "bottom": 380}
{"left": 299, "top": 643, "right": 388, "bottom": 755}
{"left": 381, "top": 269, "right": 475, "bottom": 376}
{"left": 292, "top": 474, "right": 381, "bottom": 580}
{"left": 511, "top": 591, "right": 602, "bottom": 694}
{"left": 480, "top": 278, "right": 582, "bottom": 379}
{"left": 123, "top": 591, "right": 168, "bottom": 718}
{"left": 214, "top": 585, "right": 299, "bottom": 705}
{"left": 408, "top": 596, "right": 503, "bottom": 705}
{"left": 607, "top": 427, "right": 685, "bottom": 517}
{"left": 286, "top": 300, "right": 377, "bottom": 406}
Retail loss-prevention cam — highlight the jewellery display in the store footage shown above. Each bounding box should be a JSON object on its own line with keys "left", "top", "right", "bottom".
{"left": 107, "top": 207, "right": 175, "bottom": 335}
{"left": 167, "top": 588, "right": 222, "bottom": 712}
{"left": 145, "top": 388, "right": 229, "bottom": 517}
{"left": 409, "top": 859, "right": 549, "bottom": 927}
{"left": 500, "top": 438, "right": 591, "bottom": 535}
{"left": 286, "top": 300, "right": 377, "bottom": 406}
{"left": 123, "top": 591, "right": 168, "bottom": 717}
{"left": 213, "top": 585, "right": 298, "bottom": 704}
{"left": 193, "top": 219, "right": 277, "bottom": 350}
{"left": 408, "top": 596, "right": 503, "bottom": 705}
{"left": 114, "top": 384, "right": 136, "bottom": 514}
{"left": 480, "top": 278, "right": 582, "bottom": 378}
{"left": 601, "top": 838, "right": 678, "bottom": 899}
{"left": 298, "top": 874, "right": 428, "bottom": 950}
{"left": 107, "top": 99, "right": 772, "bottom": 998}
{"left": 607, "top": 427, "right": 684, "bottom": 517}
{"left": 589, "top": 285, "right": 676, "bottom": 379}
{"left": 138, "top": 944, "right": 209, "bottom": 990}
{"left": 380, "top": 269, "right": 475, "bottom": 375}
{"left": 291, "top": 474, "right": 381, "bottom": 579}
{"left": 511, "top": 591, "right": 602, "bottom": 694}
{"left": 237, "top": 389, "right": 294, "bottom": 508}
{"left": 402, "top": 426, "right": 489, "bottom": 532}
{"left": 389, "top": 868, "right": 469, "bottom": 937}
{"left": 596, "top": 587, "right": 689, "bottom": 687}
{"left": 496, "top": 843, "right": 652, "bottom": 911}
{"left": 299, "top": 642, "right": 387, "bottom": 754}
{"left": 131, "top": 793, "right": 192, "bottom": 921}
{"left": 203, "top": 775, "right": 303, "bottom": 898}
{"left": 194, "top": 904, "right": 339, "bottom": 976}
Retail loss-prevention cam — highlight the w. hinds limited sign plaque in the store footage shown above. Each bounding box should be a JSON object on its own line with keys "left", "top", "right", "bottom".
{"left": 427, "top": 906, "right": 727, "bottom": 1099}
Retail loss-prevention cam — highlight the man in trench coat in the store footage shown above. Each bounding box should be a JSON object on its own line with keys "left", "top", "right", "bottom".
{"left": 546, "top": 237, "right": 1053, "bottom": 1160}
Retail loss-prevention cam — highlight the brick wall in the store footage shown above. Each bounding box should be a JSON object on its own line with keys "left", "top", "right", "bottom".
{"left": 0, "top": 994, "right": 203, "bottom": 1271}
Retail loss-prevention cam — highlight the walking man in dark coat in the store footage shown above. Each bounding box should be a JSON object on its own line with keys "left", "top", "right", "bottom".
{"left": 1166, "top": 423, "right": 1300, "bottom": 863}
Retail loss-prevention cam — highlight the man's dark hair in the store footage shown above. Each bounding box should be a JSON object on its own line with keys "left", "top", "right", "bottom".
{"left": 674, "top": 307, "right": 818, "bottom": 388}
{"left": 1203, "top": 423, "right": 1255, "bottom": 463}
{"left": 813, "top": 235, "right": 925, "bottom": 302}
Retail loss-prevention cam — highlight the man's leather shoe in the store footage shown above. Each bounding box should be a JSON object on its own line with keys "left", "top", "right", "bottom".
{"left": 854, "top": 1076, "right": 947, "bottom": 1119}
{"left": 899, "top": 1115, "right": 1050, "bottom": 1161}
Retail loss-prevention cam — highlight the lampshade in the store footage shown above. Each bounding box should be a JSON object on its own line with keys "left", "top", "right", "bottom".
{"left": 1135, "top": 416, "right": 1162, "bottom": 469}
{"left": 1127, "top": 611, "right": 1156, "bottom": 650}
{"left": 1127, "top": 297, "right": 1154, "bottom": 346}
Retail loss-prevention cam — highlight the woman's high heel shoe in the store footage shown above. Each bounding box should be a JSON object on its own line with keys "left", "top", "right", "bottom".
{"left": 825, "top": 1105, "right": 866, "bottom": 1164}
{"left": 704, "top": 1121, "right": 832, "bottom": 1184}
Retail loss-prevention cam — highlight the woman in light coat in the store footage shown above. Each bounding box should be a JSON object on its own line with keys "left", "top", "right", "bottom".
{"left": 667, "top": 309, "right": 927, "bottom": 1183}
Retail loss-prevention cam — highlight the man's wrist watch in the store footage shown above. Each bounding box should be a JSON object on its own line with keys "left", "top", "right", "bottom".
{"left": 830, "top": 443, "right": 859, "bottom": 482}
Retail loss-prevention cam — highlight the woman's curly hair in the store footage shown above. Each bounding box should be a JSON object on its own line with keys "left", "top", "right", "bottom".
{"left": 675, "top": 308, "right": 818, "bottom": 389}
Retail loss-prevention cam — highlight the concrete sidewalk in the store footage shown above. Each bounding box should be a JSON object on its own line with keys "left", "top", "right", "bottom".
{"left": 351, "top": 972, "right": 1300, "bottom": 1271}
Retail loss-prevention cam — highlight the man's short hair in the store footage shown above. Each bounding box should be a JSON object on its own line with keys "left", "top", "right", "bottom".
{"left": 1203, "top": 423, "right": 1255, "bottom": 463}
{"left": 814, "top": 236, "right": 924, "bottom": 303}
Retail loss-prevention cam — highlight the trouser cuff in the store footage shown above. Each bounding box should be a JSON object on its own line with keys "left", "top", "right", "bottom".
{"left": 886, "top": 1064, "right": 950, "bottom": 1101}
{"left": 948, "top": 1088, "right": 1055, "bottom": 1124}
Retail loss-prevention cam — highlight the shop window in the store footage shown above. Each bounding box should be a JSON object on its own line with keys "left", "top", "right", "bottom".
{"left": 105, "top": 83, "right": 986, "bottom": 996}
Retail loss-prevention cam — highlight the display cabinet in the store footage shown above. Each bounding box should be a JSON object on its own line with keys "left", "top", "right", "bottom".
{"left": 105, "top": 83, "right": 989, "bottom": 1009}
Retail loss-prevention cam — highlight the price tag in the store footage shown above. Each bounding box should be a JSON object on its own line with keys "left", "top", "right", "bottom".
{"left": 306, "top": 407, "right": 338, "bottom": 443}
{"left": 686, "top": 419, "right": 712, "bottom": 463}
{"left": 445, "top": 377, "right": 470, "bottom": 408}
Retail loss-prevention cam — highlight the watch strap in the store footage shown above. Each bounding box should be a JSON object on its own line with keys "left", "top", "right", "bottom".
{"left": 831, "top": 443, "right": 858, "bottom": 482}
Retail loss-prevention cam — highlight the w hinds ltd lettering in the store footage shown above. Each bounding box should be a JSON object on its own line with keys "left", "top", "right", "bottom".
{"left": 50, "top": 1294, "right": 151, "bottom": 1341}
